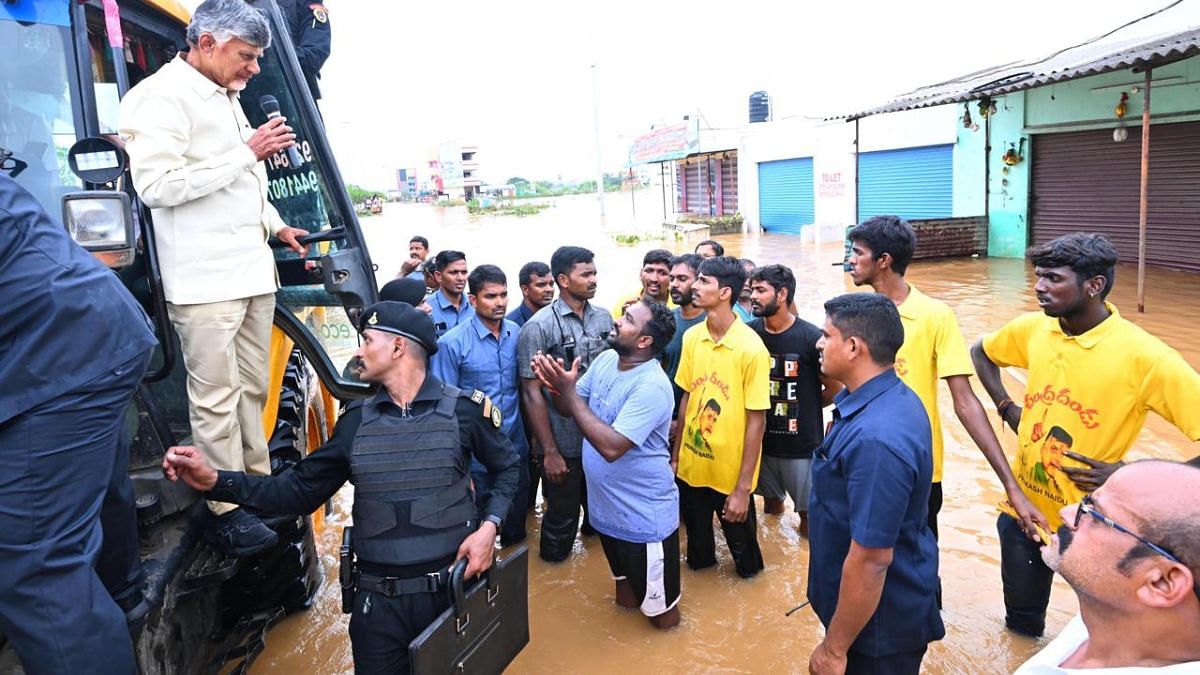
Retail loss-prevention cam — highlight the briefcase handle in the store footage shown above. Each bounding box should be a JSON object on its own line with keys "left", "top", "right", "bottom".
{"left": 447, "top": 553, "right": 499, "bottom": 635}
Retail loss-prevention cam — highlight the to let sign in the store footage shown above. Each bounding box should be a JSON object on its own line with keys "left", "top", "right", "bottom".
{"left": 818, "top": 172, "right": 845, "bottom": 198}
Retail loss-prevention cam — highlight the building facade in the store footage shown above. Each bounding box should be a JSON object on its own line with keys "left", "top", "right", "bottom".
{"left": 738, "top": 28, "right": 1200, "bottom": 272}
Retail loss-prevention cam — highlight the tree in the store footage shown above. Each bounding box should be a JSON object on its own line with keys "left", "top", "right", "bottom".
{"left": 345, "top": 183, "right": 383, "bottom": 204}
{"left": 506, "top": 177, "right": 529, "bottom": 187}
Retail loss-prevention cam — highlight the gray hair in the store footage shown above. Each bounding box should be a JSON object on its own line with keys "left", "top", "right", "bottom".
{"left": 186, "top": 0, "right": 272, "bottom": 49}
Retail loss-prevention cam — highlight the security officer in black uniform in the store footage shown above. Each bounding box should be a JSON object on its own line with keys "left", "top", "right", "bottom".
{"left": 0, "top": 175, "right": 156, "bottom": 673}
{"left": 164, "top": 301, "right": 520, "bottom": 673}
{"left": 279, "top": 0, "right": 332, "bottom": 100}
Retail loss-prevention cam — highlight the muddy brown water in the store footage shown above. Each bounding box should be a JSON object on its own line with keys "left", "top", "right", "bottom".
{"left": 251, "top": 195, "right": 1200, "bottom": 674}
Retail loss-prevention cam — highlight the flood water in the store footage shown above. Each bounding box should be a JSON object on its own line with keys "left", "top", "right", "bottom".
{"left": 251, "top": 193, "right": 1200, "bottom": 674}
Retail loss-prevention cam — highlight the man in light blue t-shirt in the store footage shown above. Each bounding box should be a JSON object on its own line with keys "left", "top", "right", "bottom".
{"left": 532, "top": 299, "right": 681, "bottom": 629}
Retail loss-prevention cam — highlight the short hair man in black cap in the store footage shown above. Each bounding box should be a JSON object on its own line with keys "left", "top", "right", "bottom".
{"left": 163, "top": 301, "right": 521, "bottom": 672}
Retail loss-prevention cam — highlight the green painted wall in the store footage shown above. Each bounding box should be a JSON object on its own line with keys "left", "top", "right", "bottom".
{"left": 950, "top": 93, "right": 1030, "bottom": 257}
{"left": 952, "top": 107, "right": 985, "bottom": 217}
{"left": 975, "top": 55, "right": 1200, "bottom": 258}
{"left": 1025, "top": 58, "right": 1200, "bottom": 131}
{"left": 987, "top": 94, "right": 1029, "bottom": 258}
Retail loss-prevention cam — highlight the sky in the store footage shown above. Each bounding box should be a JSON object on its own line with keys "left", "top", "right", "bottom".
{"left": 191, "top": 0, "right": 1200, "bottom": 189}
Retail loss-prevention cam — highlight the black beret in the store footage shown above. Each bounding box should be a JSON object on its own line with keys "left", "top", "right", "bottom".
{"left": 379, "top": 277, "right": 428, "bottom": 305}
{"left": 358, "top": 301, "right": 438, "bottom": 356}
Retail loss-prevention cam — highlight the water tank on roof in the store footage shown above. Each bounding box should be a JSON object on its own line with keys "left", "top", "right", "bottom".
{"left": 749, "top": 91, "right": 771, "bottom": 123}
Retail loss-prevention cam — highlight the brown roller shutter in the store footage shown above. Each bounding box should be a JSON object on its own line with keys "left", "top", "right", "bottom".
{"left": 683, "top": 162, "right": 703, "bottom": 214}
{"left": 1030, "top": 121, "right": 1200, "bottom": 273}
{"left": 722, "top": 156, "right": 738, "bottom": 215}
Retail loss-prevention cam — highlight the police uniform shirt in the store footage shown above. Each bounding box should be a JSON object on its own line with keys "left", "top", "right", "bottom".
{"left": 0, "top": 176, "right": 157, "bottom": 425}
{"left": 279, "top": 0, "right": 332, "bottom": 100}
{"left": 206, "top": 375, "right": 520, "bottom": 546}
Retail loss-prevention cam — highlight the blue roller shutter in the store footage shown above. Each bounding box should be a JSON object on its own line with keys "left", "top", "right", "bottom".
{"left": 758, "top": 158, "right": 814, "bottom": 234}
{"left": 858, "top": 144, "right": 952, "bottom": 220}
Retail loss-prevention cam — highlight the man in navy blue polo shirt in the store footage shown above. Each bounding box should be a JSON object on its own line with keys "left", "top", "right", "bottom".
{"left": 808, "top": 293, "right": 944, "bottom": 675}
{"left": 0, "top": 175, "right": 157, "bottom": 672}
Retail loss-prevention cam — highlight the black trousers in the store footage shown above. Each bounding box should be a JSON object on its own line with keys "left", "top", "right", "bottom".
{"left": 845, "top": 646, "right": 928, "bottom": 675}
{"left": 997, "top": 512, "right": 1054, "bottom": 637}
{"left": 0, "top": 350, "right": 150, "bottom": 675}
{"left": 926, "top": 481, "right": 943, "bottom": 540}
{"left": 526, "top": 451, "right": 541, "bottom": 511}
{"left": 348, "top": 587, "right": 451, "bottom": 674}
{"left": 928, "top": 481, "right": 943, "bottom": 609}
{"left": 472, "top": 454, "right": 530, "bottom": 546}
{"left": 678, "top": 480, "right": 764, "bottom": 578}
{"left": 538, "top": 456, "right": 589, "bottom": 562}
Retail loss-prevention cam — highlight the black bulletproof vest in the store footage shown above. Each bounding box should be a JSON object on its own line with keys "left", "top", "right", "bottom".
{"left": 350, "top": 385, "right": 476, "bottom": 566}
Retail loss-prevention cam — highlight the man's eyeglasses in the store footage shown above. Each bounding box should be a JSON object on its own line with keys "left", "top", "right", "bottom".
{"left": 1075, "top": 493, "right": 1199, "bottom": 599}
{"left": 0, "top": 148, "right": 28, "bottom": 179}
{"left": 1075, "top": 494, "right": 1183, "bottom": 563}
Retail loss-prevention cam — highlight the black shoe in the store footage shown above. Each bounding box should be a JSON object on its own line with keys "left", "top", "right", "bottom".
{"left": 121, "top": 594, "right": 151, "bottom": 636}
{"left": 500, "top": 532, "right": 528, "bottom": 548}
{"left": 205, "top": 508, "right": 278, "bottom": 557}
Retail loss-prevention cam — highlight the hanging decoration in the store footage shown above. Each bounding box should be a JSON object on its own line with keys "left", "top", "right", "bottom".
{"left": 1113, "top": 92, "right": 1130, "bottom": 142}
{"left": 977, "top": 97, "right": 998, "bottom": 119}
{"left": 1002, "top": 137, "right": 1026, "bottom": 166}
{"left": 961, "top": 103, "right": 978, "bottom": 132}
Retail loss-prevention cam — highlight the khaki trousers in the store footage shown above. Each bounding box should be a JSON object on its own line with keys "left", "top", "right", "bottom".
{"left": 168, "top": 293, "right": 274, "bottom": 515}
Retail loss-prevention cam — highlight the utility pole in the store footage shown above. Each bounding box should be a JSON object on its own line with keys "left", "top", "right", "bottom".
{"left": 591, "top": 63, "right": 605, "bottom": 216}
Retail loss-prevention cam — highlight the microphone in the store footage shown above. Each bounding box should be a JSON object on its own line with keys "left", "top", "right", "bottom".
{"left": 258, "top": 95, "right": 304, "bottom": 168}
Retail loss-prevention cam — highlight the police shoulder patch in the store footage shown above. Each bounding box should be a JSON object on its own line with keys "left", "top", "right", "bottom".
{"left": 470, "top": 389, "right": 485, "bottom": 405}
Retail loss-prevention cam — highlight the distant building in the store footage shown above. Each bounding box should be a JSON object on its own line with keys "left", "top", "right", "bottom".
{"left": 395, "top": 168, "right": 418, "bottom": 199}
{"left": 405, "top": 143, "right": 484, "bottom": 201}
{"left": 461, "top": 144, "right": 481, "bottom": 200}
{"left": 627, "top": 117, "right": 739, "bottom": 220}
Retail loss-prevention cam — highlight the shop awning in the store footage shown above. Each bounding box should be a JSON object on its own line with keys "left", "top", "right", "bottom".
{"left": 835, "top": 27, "right": 1200, "bottom": 121}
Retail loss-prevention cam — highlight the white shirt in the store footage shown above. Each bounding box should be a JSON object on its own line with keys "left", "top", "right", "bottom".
{"left": 1015, "top": 615, "right": 1200, "bottom": 674}
{"left": 119, "top": 55, "right": 285, "bottom": 305}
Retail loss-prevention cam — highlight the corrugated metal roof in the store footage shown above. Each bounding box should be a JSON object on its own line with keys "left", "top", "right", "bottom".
{"left": 837, "top": 27, "right": 1200, "bottom": 120}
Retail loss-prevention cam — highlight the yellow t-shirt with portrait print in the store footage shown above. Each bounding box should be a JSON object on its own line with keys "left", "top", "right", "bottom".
{"left": 982, "top": 304, "right": 1200, "bottom": 528}
{"left": 674, "top": 319, "right": 771, "bottom": 494}
{"left": 895, "top": 285, "right": 975, "bottom": 484}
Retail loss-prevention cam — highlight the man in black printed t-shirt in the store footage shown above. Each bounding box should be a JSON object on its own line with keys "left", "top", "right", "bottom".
{"left": 747, "top": 265, "right": 841, "bottom": 534}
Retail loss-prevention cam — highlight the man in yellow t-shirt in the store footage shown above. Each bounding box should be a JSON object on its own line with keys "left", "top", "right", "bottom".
{"left": 972, "top": 232, "right": 1200, "bottom": 638}
{"left": 672, "top": 256, "right": 770, "bottom": 578}
{"left": 611, "top": 249, "right": 675, "bottom": 317}
{"left": 846, "top": 216, "right": 1044, "bottom": 544}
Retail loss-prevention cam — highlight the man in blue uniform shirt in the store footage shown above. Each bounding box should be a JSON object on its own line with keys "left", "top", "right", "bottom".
{"left": 165, "top": 301, "right": 519, "bottom": 673}
{"left": 808, "top": 293, "right": 944, "bottom": 675}
{"left": 426, "top": 249, "right": 474, "bottom": 337}
{"left": 432, "top": 265, "right": 529, "bottom": 545}
{"left": 0, "top": 175, "right": 157, "bottom": 673}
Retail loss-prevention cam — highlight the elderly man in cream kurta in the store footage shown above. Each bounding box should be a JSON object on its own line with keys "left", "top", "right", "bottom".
{"left": 119, "top": 0, "right": 309, "bottom": 556}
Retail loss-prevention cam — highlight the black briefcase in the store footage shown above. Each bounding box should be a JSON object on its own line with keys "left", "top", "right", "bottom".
{"left": 408, "top": 544, "right": 530, "bottom": 675}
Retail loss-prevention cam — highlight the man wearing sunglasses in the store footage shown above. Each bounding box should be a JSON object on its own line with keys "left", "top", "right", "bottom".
{"left": 1016, "top": 460, "right": 1200, "bottom": 673}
